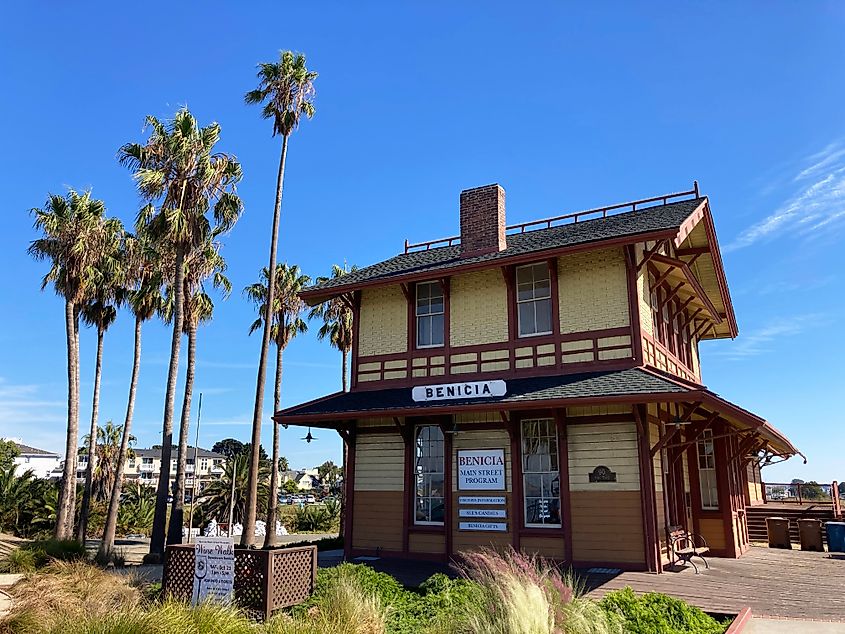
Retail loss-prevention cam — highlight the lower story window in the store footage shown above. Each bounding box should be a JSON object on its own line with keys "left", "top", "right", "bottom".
{"left": 415, "top": 425, "right": 445, "bottom": 525}
{"left": 697, "top": 429, "right": 718, "bottom": 510}
{"left": 521, "top": 418, "right": 561, "bottom": 527}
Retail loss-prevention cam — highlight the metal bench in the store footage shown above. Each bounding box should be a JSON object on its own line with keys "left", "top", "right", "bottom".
{"left": 669, "top": 525, "right": 710, "bottom": 574}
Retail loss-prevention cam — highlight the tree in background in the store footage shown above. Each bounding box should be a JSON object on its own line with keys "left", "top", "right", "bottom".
{"left": 28, "top": 189, "right": 118, "bottom": 540}
{"left": 98, "top": 225, "right": 163, "bottom": 563}
{"left": 76, "top": 226, "right": 124, "bottom": 543}
{"left": 242, "top": 50, "right": 317, "bottom": 546}
{"left": 120, "top": 108, "right": 243, "bottom": 560}
{"left": 211, "top": 439, "right": 276, "bottom": 464}
{"left": 317, "top": 460, "right": 342, "bottom": 491}
{"left": 309, "top": 264, "right": 357, "bottom": 392}
{"left": 167, "top": 239, "right": 234, "bottom": 545}
{"left": 80, "top": 421, "right": 136, "bottom": 502}
{"left": 245, "top": 263, "right": 310, "bottom": 547}
{"left": 199, "top": 455, "right": 269, "bottom": 526}
{"left": 0, "top": 440, "right": 19, "bottom": 471}
{"left": 282, "top": 479, "right": 299, "bottom": 495}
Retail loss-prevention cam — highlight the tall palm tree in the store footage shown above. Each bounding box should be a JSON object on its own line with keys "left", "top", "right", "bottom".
{"left": 76, "top": 237, "right": 123, "bottom": 544}
{"left": 167, "top": 239, "right": 231, "bottom": 545}
{"left": 309, "top": 264, "right": 357, "bottom": 391}
{"left": 28, "top": 189, "right": 118, "bottom": 540}
{"left": 244, "top": 263, "right": 310, "bottom": 546}
{"left": 119, "top": 108, "right": 243, "bottom": 559}
{"left": 242, "top": 50, "right": 317, "bottom": 546}
{"left": 98, "top": 224, "right": 163, "bottom": 563}
{"left": 80, "top": 421, "right": 136, "bottom": 502}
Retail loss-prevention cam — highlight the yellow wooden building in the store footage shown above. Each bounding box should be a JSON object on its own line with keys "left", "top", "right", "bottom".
{"left": 277, "top": 183, "right": 799, "bottom": 572}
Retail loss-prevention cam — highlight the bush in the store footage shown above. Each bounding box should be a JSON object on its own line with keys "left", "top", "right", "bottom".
{"left": 292, "top": 506, "right": 336, "bottom": 533}
{"left": 282, "top": 535, "right": 343, "bottom": 551}
{"left": 599, "top": 587, "right": 730, "bottom": 634}
{"left": 0, "top": 539, "right": 87, "bottom": 573}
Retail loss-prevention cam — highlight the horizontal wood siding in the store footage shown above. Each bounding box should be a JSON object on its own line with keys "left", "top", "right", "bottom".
{"left": 570, "top": 491, "right": 645, "bottom": 564}
{"left": 409, "top": 532, "right": 446, "bottom": 554}
{"left": 352, "top": 490, "right": 404, "bottom": 551}
{"left": 568, "top": 422, "right": 640, "bottom": 492}
{"left": 521, "top": 535, "right": 566, "bottom": 559}
{"left": 354, "top": 433, "right": 405, "bottom": 492}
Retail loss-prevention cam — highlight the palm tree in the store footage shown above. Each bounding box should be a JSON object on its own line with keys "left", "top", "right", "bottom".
{"left": 244, "top": 263, "right": 310, "bottom": 546}
{"left": 167, "top": 239, "right": 231, "bottom": 545}
{"left": 76, "top": 238, "right": 123, "bottom": 544}
{"left": 28, "top": 189, "right": 119, "bottom": 540}
{"left": 119, "top": 108, "right": 243, "bottom": 559}
{"left": 198, "top": 455, "right": 270, "bottom": 527}
{"left": 0, "top": 465, "right": 36, "bottom": 532}
{"left": 309, "top": 264, "right": 357, "bottom": 391}
{"left": 98, "top": 224, "right": 163, "bottom": 562}
{"left": 242, "top": 51, "right": 317, "bottom": 546}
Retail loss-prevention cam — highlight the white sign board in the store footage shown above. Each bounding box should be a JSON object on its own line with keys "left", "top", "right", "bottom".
{"left": 459, "top": 496, "right": 506, "bottom": 506}
{"left": 459, "top": 508, "right": 507, "bottom": 518}
{"left": 192, "top": 537, "right": 235, "bottom": 605}
{"left": 459, "top": 521, "right": 508, "bottom": 532}
{"left": 458, "top": 449, "right": 506, "bottom": 491}
{"left": 411, "top": 380, "right": 506, "bottom": 402}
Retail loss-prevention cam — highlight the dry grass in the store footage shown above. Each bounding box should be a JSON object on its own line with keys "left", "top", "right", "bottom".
{"left": 0, "top": 560, "right": 142, "bottom": 634}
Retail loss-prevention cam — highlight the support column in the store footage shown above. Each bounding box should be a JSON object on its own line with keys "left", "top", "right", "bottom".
{"left": 635, "top": 404, "right": 661, "bottom": 573}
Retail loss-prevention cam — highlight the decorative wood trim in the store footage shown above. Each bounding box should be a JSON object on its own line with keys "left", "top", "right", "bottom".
{"left": 351, "top": 291, "right": 361, "bottom": 390}
{"left": 556, "top": 408, "right": 573, "bottom": 564}
{"left": 343, "top": 425, "right": 357, "bottom": 559}
{"left": 624, "top": 244, "right": 645, "bottom": 365}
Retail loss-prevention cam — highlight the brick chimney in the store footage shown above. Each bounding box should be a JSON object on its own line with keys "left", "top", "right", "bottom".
{"left": 459, "top": 184, "right": 507, "bottom": 257}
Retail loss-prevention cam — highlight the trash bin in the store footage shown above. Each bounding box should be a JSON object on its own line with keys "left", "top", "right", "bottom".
{"left": 766, "top": 516, "right": 791, "bottom": 549}
{"left": 798, "top": 518, "right": 823, "bottom": 551}
{"left": 826, "top": 522, "right": 845, "bottom": 553}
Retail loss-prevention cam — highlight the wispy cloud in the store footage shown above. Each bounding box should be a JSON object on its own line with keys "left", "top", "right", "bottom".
{"left": 711, "top": 314, "right": 827, "bottom": 360}
{"left": 727, "top": 142, "right": 845, "bottom": 251}
{"left": 0, "top": 378, "right": 67, "bottom": 453}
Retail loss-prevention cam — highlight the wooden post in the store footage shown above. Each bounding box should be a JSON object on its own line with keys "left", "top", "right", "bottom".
{"left": 343, "top": 426, "right": 357, "bottom": 559}
{"left": 635, "top": 404, "right": 661, "bottom": 573}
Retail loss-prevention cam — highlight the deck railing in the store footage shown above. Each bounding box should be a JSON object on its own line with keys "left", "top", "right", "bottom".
{"left": 404, "top": 182, "right": 701, "bottom": 253}
{"left": 763, "top": 481, "right": 841, "bottom": 509}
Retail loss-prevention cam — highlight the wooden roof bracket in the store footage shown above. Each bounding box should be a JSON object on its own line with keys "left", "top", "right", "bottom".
{"left": 637, "top": 239, "right": 669, "bottom": 272}
{"left": 393, "top": 416, "right": 410, "bottom": 444}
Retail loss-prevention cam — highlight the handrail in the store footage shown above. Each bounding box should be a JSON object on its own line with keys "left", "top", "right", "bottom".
{"left": 762, "top": 481, "right": 837, "bottom": 506}
{"left": 404, "top": 181, "right": 700, "bottom": 253}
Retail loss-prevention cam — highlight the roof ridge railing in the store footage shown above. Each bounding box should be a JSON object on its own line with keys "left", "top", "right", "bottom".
{"left": 404, "top": 181, "right": 700, "bottom": 253}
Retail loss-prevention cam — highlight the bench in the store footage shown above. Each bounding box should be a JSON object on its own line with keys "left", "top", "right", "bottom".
{"left": 669, "top": 525, "right": 710, "bottom": 574}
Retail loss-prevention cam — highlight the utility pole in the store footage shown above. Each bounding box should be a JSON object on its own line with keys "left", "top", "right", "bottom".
{"left": 228, "top": 455, "right": 237, "bottom": 538}
{"left": 187, "top": 392, "right": 202, "bottom": 541}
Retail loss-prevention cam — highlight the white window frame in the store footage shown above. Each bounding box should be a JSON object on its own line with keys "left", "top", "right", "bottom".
{"left": 521, "top": 418, "right": 562, "bottom": 528}
{"left": 415, "top": 281, "right": 445, "bottom": 348}
{"left": 516, "top": 263, "right": 553, "bottom": 338}
{"left": 414, "top": 425, "right": 445, "bottom": 526}
{"left": 697, "top": 429, "right": 719, "bottom": 510}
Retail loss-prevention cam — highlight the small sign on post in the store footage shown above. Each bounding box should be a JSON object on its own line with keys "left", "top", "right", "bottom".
{"left": 192, "top": 536, "right": 235, "bottom": 605}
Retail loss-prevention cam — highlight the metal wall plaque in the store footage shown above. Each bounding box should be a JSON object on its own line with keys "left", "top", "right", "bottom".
{"left": 459, "top": 521, "right": 507, "bottom": 532}
{"left": 458, "top": 496, "right": 506, "bottom": 505}
{"left": 459, "top": 508, "right": 507, "bottom": 519}
{"left": 588, "top": 465, "right": 617, "bottom": 483}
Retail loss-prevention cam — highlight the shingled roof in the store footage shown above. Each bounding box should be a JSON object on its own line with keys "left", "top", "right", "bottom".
{"left": 275, "top": 368, "right": 691, "bottom": 421}
{"left": 304, "top": 197, "right": 706, "bottom": 298}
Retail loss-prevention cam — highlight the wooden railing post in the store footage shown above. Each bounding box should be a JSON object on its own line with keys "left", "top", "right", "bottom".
{"left": 833, "top": 481, "right": 842, "bottom": 519}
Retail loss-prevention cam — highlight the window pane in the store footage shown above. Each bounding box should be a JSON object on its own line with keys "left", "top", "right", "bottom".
{"left": 535, "top": 298, "right": 552, "bottom": 333}
{"left": 521, "top": 419, "right": 562, "bottom": 528}
{"left": 517, "top": 282, "right": 535, "bottom": 302}
{"left": 516, "top": 266, "right": 533, "bottom": 285}
{"left": 524, "top": 474, "right": 542, "bottom": 497}
{"left": 415, "top": 425, "right": 445, "bottom": 524}
{"left": 534, "top": 277, "right": 551, "bottom": 299}
{"left": 518, "top": 303, "right": 536, "bottom": 336}
{"left": 418, "top": 316, "right": 431, "bottom": 347}
{"left": 430, "top": 314, "right": 444, "bottom": 346}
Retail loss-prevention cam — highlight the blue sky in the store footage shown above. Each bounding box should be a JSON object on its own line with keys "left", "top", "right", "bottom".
{"left": 1, "top": 3, "right": 843, "bottom": 482}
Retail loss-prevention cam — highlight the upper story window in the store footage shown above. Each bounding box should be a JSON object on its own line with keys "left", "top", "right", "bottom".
{"left": 521, "top": 418, "right": 561, "bottom": 527}
{"left": 697, "top": 429, "right": 718, "bottom": 510}
{"left": 416, "top": 281, "right": 444, "bottom": 348}
{"left": 200, "top": 458, "right": 208, "bottom": 471}
{"left": 414, "top": 425, "right": 445, "bottom": 525}
{"left": 142, "top": 457, "right": 153, "bottom": 464}
{"left": 516, "top": 263, "right": 552, "bottom": 337}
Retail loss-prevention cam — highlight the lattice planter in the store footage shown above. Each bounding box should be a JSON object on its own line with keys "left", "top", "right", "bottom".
{"left": 162, "top": 544, "right": 318, "bottom": 621}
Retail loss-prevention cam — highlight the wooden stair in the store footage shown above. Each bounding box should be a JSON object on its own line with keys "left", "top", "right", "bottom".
{"left": 746, "top": 504, "right": 837, "bottom": 546}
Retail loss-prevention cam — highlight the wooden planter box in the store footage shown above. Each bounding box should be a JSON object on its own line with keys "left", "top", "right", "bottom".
{"left": 162, "top": 544, "right": 318, "bottom": 620}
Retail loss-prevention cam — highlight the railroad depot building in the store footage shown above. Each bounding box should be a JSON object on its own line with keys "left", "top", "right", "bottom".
{"left": 277, "top": 183, "right": 799, "bottom": 572}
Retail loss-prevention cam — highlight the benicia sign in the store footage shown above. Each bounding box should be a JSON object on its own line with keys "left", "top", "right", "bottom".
{"left": 457, "top": 449, "right": 506, "bottom": 490}
{"left": 411, "top": 380, "right": 506, "bottom": 402}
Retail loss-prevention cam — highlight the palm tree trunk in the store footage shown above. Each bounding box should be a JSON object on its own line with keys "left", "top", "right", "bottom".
{"left": 55, "top": 300, "right": 80, "bottom": 541}
{"left": 264, "top": 344, "right": 284, "bottom": 548}
{"left": 168, "top": 320, "right": 197, "bottom": 545}
{"left": 98, "top": 316, "right": 142, "bottom": 563}
{"left": 342, "top": 348, "right": 349, "bottom": 392}
{"left": 77, "top": 325, "right": 104, "bottom": 543}
{"left": 244, "top": 134, "right": 289, "bottom": 546}
{"left": 150, "top": 245, "right": 185, "bottom": 558}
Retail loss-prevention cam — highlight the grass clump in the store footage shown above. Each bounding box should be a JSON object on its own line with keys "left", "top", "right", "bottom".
{"left": 0, "top": 548, "right": 37, "bottom": 573}
{"left": 599, "top": 587, "right": 730, "bottom": 634}
{"left": 455, "top": 548, "right": 623, "bottom": 634}
{"left": 1, "top": 560, "right": 142, "bottom": 633}
{"left": 0, "top": 539, "right": 86, "bottom": 573}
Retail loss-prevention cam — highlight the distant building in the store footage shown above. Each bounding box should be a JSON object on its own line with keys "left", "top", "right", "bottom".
{"left": 77, "top": 445, "right": 225, "bottom": 496}
{"left": 9, "top": 441, "right": 62, "bottom": 479}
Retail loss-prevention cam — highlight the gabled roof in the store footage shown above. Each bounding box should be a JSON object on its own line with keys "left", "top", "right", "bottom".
{"left": 134, "top": 446, "right": 224, "bottom": 459}
{"left": 12, "top": 442, "right": 60, "bottom": 457}
{"left": 301, "top": 197, "right": 707, "bottom": 302}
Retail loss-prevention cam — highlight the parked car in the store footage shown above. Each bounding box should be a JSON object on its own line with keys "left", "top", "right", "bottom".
{"left": 305, "top": 494, "right": 316, "bottom": 504}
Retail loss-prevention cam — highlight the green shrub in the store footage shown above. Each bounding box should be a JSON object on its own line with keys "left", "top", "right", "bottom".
{"left": 292, "top": 506, "right": 335, "bottom": 533}
{"left": 0, "top": 539, "right": 86, "bottom": 573}
{"left": 0, "top": 547, "right": 38, "bottom": 573}
{"left": 282, "top": 535, "right": 343, "bottom": 551}
{"left": 599, "top": 587, "right": 730, "bottom": 634}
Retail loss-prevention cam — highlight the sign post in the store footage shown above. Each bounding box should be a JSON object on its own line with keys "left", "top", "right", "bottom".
{"left": 192, "top": 536, "right": 235, "bottom": 605}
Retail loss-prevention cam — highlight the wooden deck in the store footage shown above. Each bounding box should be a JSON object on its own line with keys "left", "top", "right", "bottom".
{"left": 585, "top": 546, "right": 845, "bottom": 621}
